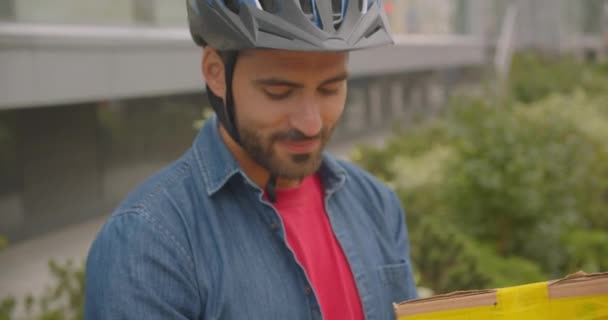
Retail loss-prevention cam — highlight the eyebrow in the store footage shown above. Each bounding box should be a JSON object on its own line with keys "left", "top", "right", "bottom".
{"left": 253, "top": 72, "right": 349, "bottom": 88}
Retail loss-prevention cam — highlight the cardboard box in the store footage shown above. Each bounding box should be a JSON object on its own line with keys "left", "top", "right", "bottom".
{"left": 394, "top": 272, "right": 608, "bottom": 319}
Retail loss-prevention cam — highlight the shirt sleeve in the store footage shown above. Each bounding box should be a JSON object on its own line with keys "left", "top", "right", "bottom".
{"left": 84, "top": 211, "right": 201, "bottom": 320}
{"left": 388, "top": 190, "right": 419, "bottom": 300}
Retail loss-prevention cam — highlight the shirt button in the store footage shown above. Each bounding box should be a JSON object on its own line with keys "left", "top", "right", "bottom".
{"left": 304, "top": 285, "right": 313, "bottom": 295}
{"left": 270, "top": 222, "right": 279, "bottom": 231}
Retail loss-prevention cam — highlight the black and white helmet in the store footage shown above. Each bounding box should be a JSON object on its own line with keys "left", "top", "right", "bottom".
{"left": 187, "top": 0, "right": 394, "bottom": 51}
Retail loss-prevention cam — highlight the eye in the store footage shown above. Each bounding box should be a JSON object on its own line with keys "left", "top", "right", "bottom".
{"left": 318, "top": 83, "right": 343, "bottom": 96}
{"left": 263, "top": 87, "right": 293, "bottom": 100}
{"left": 319, "top": 88, "right": 339, "bottom": 96}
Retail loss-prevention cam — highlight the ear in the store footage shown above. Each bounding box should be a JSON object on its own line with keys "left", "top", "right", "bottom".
{"left": 202, "top": 48, "right": 226, "bottom": 99}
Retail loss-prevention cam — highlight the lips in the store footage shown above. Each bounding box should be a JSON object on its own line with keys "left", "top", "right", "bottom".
{"left": 279, "top": 140, "right": 321, "bottom": 154}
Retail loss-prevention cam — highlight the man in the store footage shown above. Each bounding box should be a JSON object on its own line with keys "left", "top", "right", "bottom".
{"left": 85, "top": 0, "right": 417, "bottom": 319}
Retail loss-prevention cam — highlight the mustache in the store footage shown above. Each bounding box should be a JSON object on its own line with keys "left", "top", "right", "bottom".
{"left": 271, "top": 128, "right": 324, "bottom": 143}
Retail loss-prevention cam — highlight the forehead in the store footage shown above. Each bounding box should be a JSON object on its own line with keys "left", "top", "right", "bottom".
{"left": 238, "top": 49, "right": 349, "bottom": 75}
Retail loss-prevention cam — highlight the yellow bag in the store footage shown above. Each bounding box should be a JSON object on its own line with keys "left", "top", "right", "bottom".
{"left": 395, "top": 272, "right": 608, "bottom": 320}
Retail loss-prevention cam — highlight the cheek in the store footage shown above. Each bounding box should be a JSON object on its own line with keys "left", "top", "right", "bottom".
{"left": 232, "top": 84, "right": 285, "bottom": 130}
{"left": 322, "top": 92, "right": 347, "bottom": 126}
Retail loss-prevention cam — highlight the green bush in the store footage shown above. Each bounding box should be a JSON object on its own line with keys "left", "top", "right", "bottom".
{"left": 354, "top": 56, "right": 608, "bottom": 293}
{"left": 508, "top": 52, "right": 608, "bottom": 104}
{"left": 442, "top": 94, "right": 608, "bottom": 276}
{"left": 508, "top": 53, "right": 582, "bottom": 104}
{"left": 1, "top": 260, "right": 84, "bottom": 320}
{"left": 0, "top": 236, "right": 15, "bottom": 320}
{"left": 411, "top": 216, "right": 545, "bottom": 293}
{"left": 0, "top": 298, "right": 16, "bottom": 320}
{"left": 562, "top": 230, "right": 608, "bottom": 274}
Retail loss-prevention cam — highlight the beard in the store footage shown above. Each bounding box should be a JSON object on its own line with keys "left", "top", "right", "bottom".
{"left": 238, "top": 124, "right": 335, "bottom": 180}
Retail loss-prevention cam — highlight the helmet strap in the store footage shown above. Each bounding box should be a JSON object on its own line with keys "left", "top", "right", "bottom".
{"left": 205, "top": 50, "right": 279, "bottom": 203}
{"left": 206, "top": 50, "right": 240, "bottom": 144}
{"left": 266, "top": 174, "right": 278, "bottom": 203}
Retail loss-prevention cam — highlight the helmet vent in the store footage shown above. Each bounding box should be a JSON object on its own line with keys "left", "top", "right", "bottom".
{"left": 298, "top": 0, "right": 318, "bottom": 27}
{"left": 298, "top": 0, "right": 314, "bottom": 14}
{"left": 258, "top": 0, "right": 280, "bottom": 13}
{"left": 331, "top": 0, "right": 346, "bottom": 29}
{"left": 223, "top": 0, "right": 280, "bottom": 14}
{"left": 224, "top": 0, "right": 241, "bottom": 13}
{"left": 298, "top": 0, "right": 346, "bottom": 30}
{"left": 359, "top": 0, "right": 377, "bottom": 13}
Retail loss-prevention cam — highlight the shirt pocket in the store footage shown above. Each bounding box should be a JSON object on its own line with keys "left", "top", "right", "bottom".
{"left": 377, "top": 262, "right": 413, "bottom": 304}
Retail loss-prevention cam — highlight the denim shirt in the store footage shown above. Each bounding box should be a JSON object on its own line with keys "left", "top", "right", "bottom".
{"left": 85, "top": 116, "right": 418, "bottom": 320}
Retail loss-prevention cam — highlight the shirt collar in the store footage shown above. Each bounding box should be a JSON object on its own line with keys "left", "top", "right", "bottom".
{"left": 193, "top": 115, "right": 347, "bottom": 196}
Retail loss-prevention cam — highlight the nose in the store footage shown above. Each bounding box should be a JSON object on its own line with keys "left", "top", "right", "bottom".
{"left": 289, "top": 97, "right": 323, "bottom": 138}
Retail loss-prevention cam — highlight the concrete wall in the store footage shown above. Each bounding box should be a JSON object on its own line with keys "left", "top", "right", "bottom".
{"left": 0, "top": 23, "right": 484, "bottom": 110}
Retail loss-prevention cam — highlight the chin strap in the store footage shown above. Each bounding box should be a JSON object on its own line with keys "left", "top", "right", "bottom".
{"left": 265, "top": 174, "right": 278, "bottom": 203}
{"left": 206, "top": 50, "right": 240, "bottom": 144}
{"left": 205, "top": 50, "right": 280, "bottom": 203}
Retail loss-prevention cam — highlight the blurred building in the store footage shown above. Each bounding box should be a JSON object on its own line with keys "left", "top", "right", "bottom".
{"left": 1, "top": 0, "right": 186, "bottom": 26}
{"left": 385, "top": 0, "right": 474, "bottom": 35}
{"left": 486, "top": 0, "right": 608, "bottom": 58}
{"left": 0, "top": 0, "right": 484, "bottom": 245}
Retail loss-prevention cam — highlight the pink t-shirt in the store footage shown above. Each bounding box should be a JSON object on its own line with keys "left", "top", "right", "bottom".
{"left": 272, "top": 174, "right": 364, "bottom": 320}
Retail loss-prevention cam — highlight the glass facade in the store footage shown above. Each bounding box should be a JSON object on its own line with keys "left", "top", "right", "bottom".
{"left": 535, "top": 0, "right": 607, "bottom": 36}
{"left": 580, "top": 0, "right": 607, "bottom": 34}
{"left": 11, "top": 0, "right": 136, "bottom": 25}
{"left": 0, "top": 93, "right": 207, "bottom": 243}
{"left": 0, "top": 0, "right": 15, "bottom": 20}
{"left": 384, "top": 0, "right": 471, "bottom": 35}
{"left": 0, "top": 0, "right": 185, "bottom": 26}
{"left": 154, "top": 0, "right": 189, "bottom": 27}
